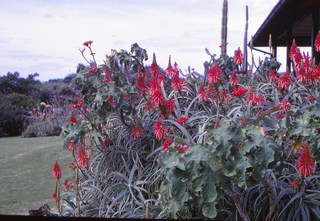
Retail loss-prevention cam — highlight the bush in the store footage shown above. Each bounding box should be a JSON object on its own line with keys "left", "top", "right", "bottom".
{"left": 0, "top": 93, "right": 36, "bottom": 136}
{"left": 52, "top": 36, "right": 320, "bottom": 220}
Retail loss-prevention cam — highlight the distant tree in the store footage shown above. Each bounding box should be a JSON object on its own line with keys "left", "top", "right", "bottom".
{"left": 0, "top": 93, "right": 35, "bottom": 136}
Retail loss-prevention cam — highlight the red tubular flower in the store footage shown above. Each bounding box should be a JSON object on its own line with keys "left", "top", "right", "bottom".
{"left": 269, "top": 69, "right": 278, "bottom": 84}
{"left": 279, "top": 98, "right": 290, "bottom": 112}
{"left": 83, "top": 40, "right": 93, "bottom": 47}
{"left": 176, "top": 117, "right": 188, "bottom": 125}
{"left": 315, "top": 31, "right": 320, "bottom": 52}
{"left": 172, "top": 75, "right": 184, "bottom": 91}
{"left": 132, "top": 126, "right": 143, "bottom": 140}
{"left": 104, "top": 70, "right": 111, "bottom": 83}
{"left": 296, "top": 144, "right": 314, "bottom": 178}
{"left": 150, "top": 53, "right": 161, "bottom": 77}
{"left": 154, "top": 120, "right": 167, "bottom": 140}
{"left": 234, "top": 47, "right": 243, "bottom": 65}
{"left": 289, "top": 180, "right": 301, "bottom": 188}
{"left": 88, "top": 67, "right": 101, "bottom": 74}
{"left": 278, "top": 70, "right": 291, "bottom": 90}
{"left": 231, "top": 86, "right": 248, "bottom": 98}
{"left": 247, "top": 89, "right": 255, "bottom": 105}
{"left": 72, "top": 101, "right": 84, "bottom": 108}
{"left": 68, "top": 139, "right": 75, "bottom": 152}
{"left": 52, "top": 190, "right": 57, "bottom": 199}
{"left": 276, "top": 112, "right": 285, "bottom": 120}
{"left": 208, "top": 64, "right": 222, "bottom": 83}
{"left": 229, "top": 72, "right": 238, "bottom": 86}
{"left": 151, "top": 88, "right": 164, "bottom": 106}
{"left": 165, "top": 56, "right": 175, "bottom": 77}
{"left": 52, "top": 161, "right": 61, "bottom": 179}
{"left": 69, "top": 161, "right": 77, "bottom": 170}
{"left": 254, "top": 93, "right": 265, "bottom": 106}
{"left": 177, "top": 144, "right": 189, "bottom": 154}
{"left": 162, "top": 138, "right": 173, "bottom": 151}
{"left": 63, "top": 179, "right": 69, "bottom": 189}
{"left": 165, "top": 98, "right": 176, "bottom": 113}
{"left": 294, "top": 48, "right": 302, "bottom": 69}
{"left": 289, "top": 39, "right": 297, "bottom": 61}
{"left": 70, "top": 113, "right": 78, "bottom": 124}
{"left": 77, "top": 147, "right": 89, "bottom": 169}
{"left": 108, "top": 97, "right": 115, "bottom": 108}
{"left": 197, "top": 84, "right": 208, "bottom": 102}
{"left": 219, "top": 90, "right": 230, "bottom": 102}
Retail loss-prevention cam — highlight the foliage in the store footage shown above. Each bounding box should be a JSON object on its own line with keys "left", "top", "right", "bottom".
{"left": 0, "top": 92, "right": 36, "bottom": 136}
{"left": 0, "top": 71, "right": 78, "bottom": 137}
{"left": 55, "top": 35, "right": 320, "bottom": 220}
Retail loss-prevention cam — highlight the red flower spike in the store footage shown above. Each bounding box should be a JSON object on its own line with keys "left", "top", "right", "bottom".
{"left": 104, "top": 70, "right": 111, "bottom": 83}
{"left": 151, "top": 88, "right": 164, "bottom": 106}
{"left": 176, "top": 117, "right": 189, "bottom": 125}
{"left": 254, "top": 93, "right": 265, "bottom": 106}
{"left": 231, "top": 86, "right": 248, "bottom": 98}
{"left": 165, "top": 98, "right": 176, "bottom": 114}
{"left": 69, "top": 161, "right": 77, "bottom": 170}
{"left": 276, "top": 112, "right": 285, "bottom": 120}
{"left": 279, "top": 98, "right": 290, "bottom": 113}
{"left": 177, "top": 144, "right": 189, "bottom": 154}
{"left": 315, "top": 31, "right": 320, "bottom": 52}
{"left": 229, "top": 72, "right": 238, "bottom": 86}
{"left": 154, "top": 120, "right": 167, "bottom": 140}
{"left": 197, "top": 84, "right": 208, "bottom": 102}
{"left": 247, "top": 89, "right": 255, "bottom": 105}
{"left": 83, "top": 40, "right": 93, "bottom": 47}
{"left": 289, "top": 180, "right": 301, "bottom": 188}
{"left": 70, "top": 113, "right": 78, "bottom": 124}
{"left": 52, "top": 161, "right": 61, "bottom": 180}
{"left": 68, "top": 139, "right": 75, "bottom": 152}
{"left": 165, "top": 55, "right": 175, "bottom": 77}
{"left": 172, "top": 75, "right": 185, "bottom": 91}
{"left": 278, "top": 70, "right": 291, "bottom": 90}
{"left": 208, "top": 64, "right": 222, "bottom": 84}
{"left": 63, "top": 179, "right": 69, "bottom": 189}
{"left": 219, "top": 90, "right": 230, "bottom": 102}
{"left": 269, "top": 69, "right": 278, "bottom": 84}
{"left": 289, "top": 39, "right": 297, "bottom": 61}
{"left": 234, "top": 47, "right": 243, "bottom": 65}
{"left": 294, "top": 48, "right": 302, "bottom": 69}
{"left": 108, "top": 97, "right": 115, "bottom": 108}
{"left": 77, "top": 147, "right": 89, "bottom": 169}
{"left": 132, "top": 126, "right": 143, "bottom": 140}
{"left": 162, "top": 138, "right": 173, "bottom": 151}
{"left": 52, "top": 190, "right": 57, "bottom": 199}
{"left": 296, "top": 144, "right": 315, "bottom": 178}
{"left": 150, "top": 53, "right": 161, "bottom": 77}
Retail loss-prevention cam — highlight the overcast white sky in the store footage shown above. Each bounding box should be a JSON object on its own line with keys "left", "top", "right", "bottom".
{"left": 0, "top": 0, "right": 280, "bottom": 81}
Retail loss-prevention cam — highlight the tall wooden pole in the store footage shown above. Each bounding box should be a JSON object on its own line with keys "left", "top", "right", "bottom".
{"left": 221, "top": 0, "right": 228, "bottom": 55}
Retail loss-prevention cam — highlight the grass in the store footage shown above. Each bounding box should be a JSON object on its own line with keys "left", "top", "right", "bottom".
{"left": 0, "top": 136, "right": 73, "bottom": 215}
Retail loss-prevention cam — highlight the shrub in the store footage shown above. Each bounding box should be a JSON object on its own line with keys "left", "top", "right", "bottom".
{"left": 0, "top": 93, "right": 36, "bottom": 136}
{"left": 53, "top": 34, "right": 320, "bottom": 220}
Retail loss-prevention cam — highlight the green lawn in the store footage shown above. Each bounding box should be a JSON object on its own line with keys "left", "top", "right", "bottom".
{"left": 0, "top": 136, "right": 73, "bottom": 215}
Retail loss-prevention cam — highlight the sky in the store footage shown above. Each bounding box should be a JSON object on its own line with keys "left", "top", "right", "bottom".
{"left": 0, "top": 0, "right": 280, "bottom": 82}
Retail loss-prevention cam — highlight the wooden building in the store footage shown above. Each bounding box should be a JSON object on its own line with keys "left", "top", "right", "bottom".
{"left": 251, "top": 0, "right": 320, "bottom": 69}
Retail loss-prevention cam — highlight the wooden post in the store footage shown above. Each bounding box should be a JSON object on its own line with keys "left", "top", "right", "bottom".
{"left": 286, "top": 28, "right": 292, "bottom": 71}
{"left": 221, "top": 0, "right": 228, "bottom": 55}
{"left": 311, "top": 6, "right": 320, "bottom": 64}
{"left": 243, "top": 5, "right": 248, "bottom": 73}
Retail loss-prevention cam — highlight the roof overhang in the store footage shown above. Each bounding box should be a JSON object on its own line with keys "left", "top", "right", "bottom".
{"left": 251, "top": 0, "right": 320, "bottom": 47}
